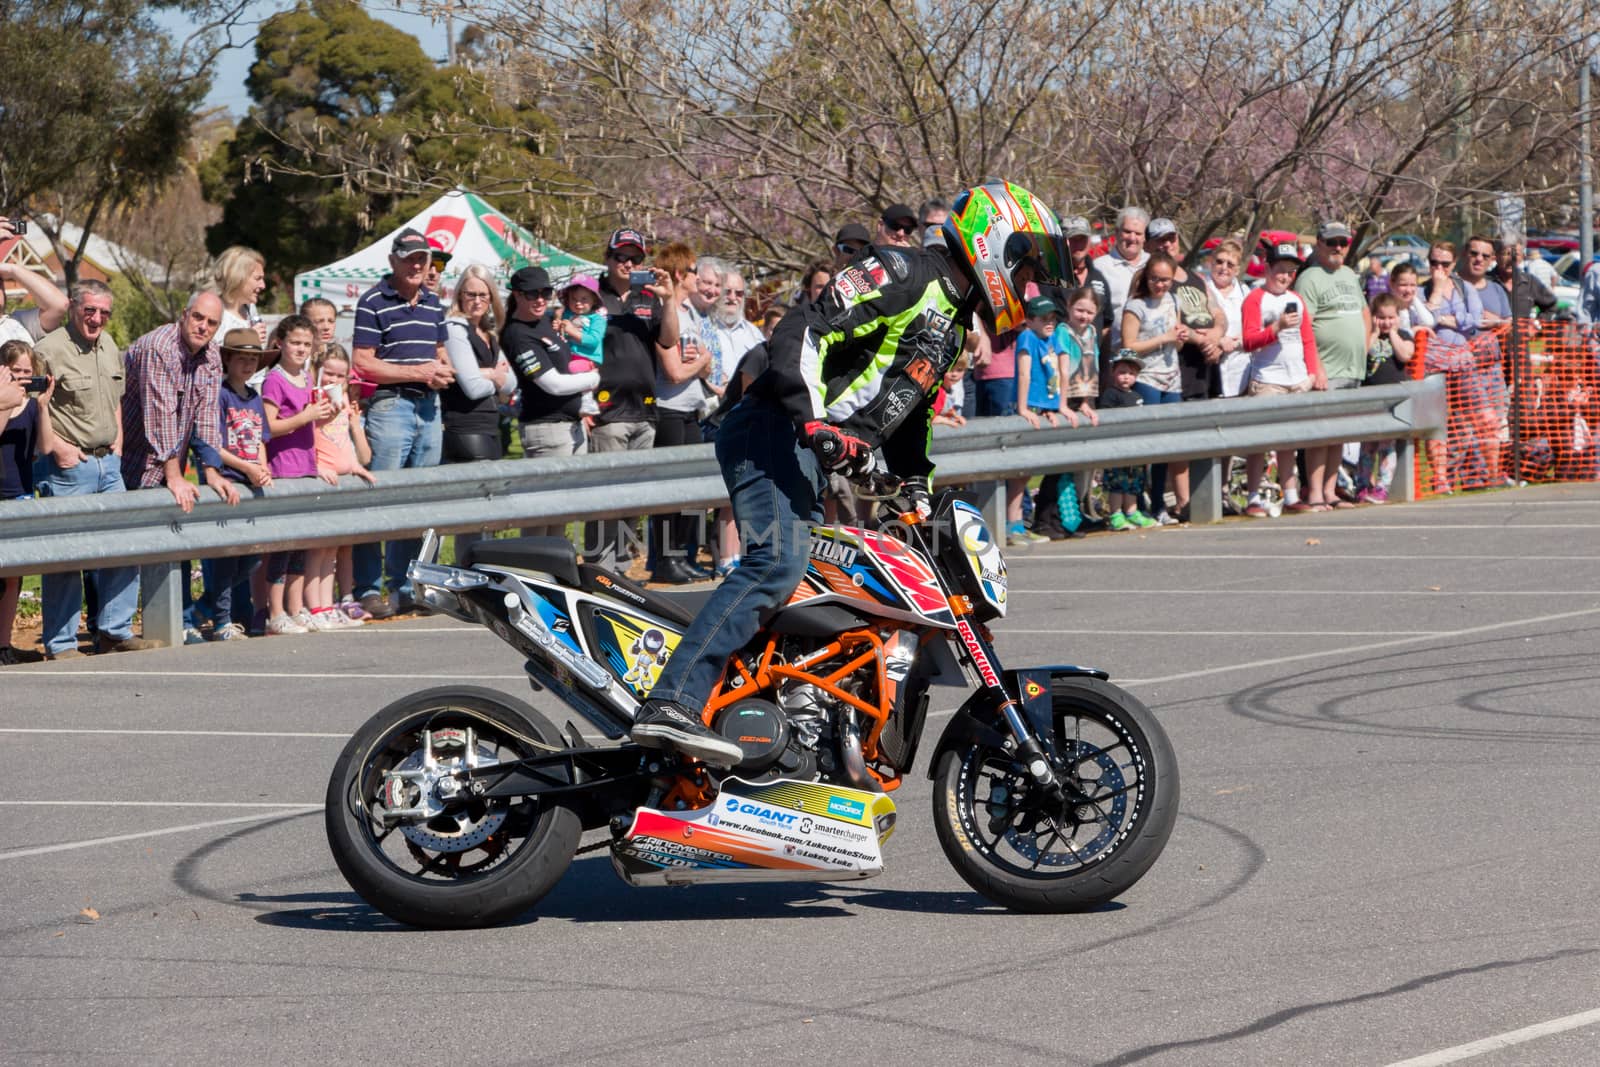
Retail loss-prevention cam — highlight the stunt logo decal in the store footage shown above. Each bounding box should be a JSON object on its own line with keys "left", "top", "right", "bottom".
{"left": 808, "top": 535, "right": 859, "bottom": 569}
{"left": 1024, "top": 679, "right": 1045, "bottom": 699}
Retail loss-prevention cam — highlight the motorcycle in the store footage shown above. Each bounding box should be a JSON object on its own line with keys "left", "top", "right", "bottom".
{"left": 324, "top": 486, "right": 1179, "bottom": 928}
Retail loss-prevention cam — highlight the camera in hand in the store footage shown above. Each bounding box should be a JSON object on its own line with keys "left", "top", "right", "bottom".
{"left": 1284, "top": 301, "right": 1298, "bottom": 314}
{"left": 4, "top": 216, "right": 26, "bottom": 236}
{"left": 23, "top": 375, "right": 49, "bottom": 394}
{"left": 628, "top": 270, "right": 654, "bottom": 291}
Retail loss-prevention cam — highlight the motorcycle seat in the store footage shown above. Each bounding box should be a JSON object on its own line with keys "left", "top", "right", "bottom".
{"left": 458, "top": 536, "right": 581, "bottom": 586}
{"left": 577, "top": 565, "right": 701, "bottom": 628}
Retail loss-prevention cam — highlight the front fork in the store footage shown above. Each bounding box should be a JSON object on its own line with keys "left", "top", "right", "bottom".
{"left": 949, "top": 616, "right": 1061, "bottom": 796}
{"left": 941, "top": 615, "right": 1110, "bottom": 801}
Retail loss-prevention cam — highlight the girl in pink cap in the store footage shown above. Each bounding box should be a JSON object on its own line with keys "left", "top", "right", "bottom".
{"left": 556, "top": 275, "right": 607, "bottom": 370}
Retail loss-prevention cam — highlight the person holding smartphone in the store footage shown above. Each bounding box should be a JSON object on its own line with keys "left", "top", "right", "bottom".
{"left": 1239, "top": 242, "right": 1324, "bottom": 514}
{"left": 0, "top": 340, "right": 55, "bottom": 664}
{"left": 584, "top": 227, "right": 683, "bottom": 568}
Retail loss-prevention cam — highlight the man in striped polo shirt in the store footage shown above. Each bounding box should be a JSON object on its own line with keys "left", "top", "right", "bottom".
{"left": 351, "top": 228, "right": 455, "bottom": 615}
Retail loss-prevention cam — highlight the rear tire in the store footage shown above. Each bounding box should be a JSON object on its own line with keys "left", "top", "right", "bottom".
{"left": 932, "top": 677, "right": 1179, "bottom": 912}
{"left": 325, "top": 686, "right": 581, "bottom": 929}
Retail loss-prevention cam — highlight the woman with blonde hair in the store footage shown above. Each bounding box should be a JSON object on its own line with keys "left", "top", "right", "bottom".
{"left": 212, "top": 245, "right": 267, "bottom": 343}
{"left": 441, "top": 263, "right": 513, "bottom": 464}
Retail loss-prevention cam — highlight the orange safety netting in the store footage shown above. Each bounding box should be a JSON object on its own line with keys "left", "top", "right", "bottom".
{"left": 1411, "top": 319, "right": 1600, "bottom": 496}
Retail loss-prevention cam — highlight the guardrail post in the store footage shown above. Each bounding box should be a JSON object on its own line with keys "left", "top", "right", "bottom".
{"left": 983, "top": 480, "right": 1007, "bottom": 539}
{"left": 1188, "top": 457, "right": 1223, "bottom": 524}
{"left": 139, "top": 562, "right": 183, "bottom": 647}
{"left": 1392, "top": 438, "right": 1417, "bottom": 503}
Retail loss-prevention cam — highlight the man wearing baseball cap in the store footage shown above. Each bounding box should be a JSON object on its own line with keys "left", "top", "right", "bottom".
{"left": 1059, "top": 215, "right": 1112, "bottom": 377}
{"left": 349, "top": 226, "right": 455, "bottom": 616}
{"left": 586, "top": 226, "right": 683, "bottom": 567}
{"left": 831, "top": 223, "right": 870, "bottom": 272}
{"left": 503, "top": 265, "right": 599, "bottom": 537}
{"left": 425, "top": 234, "right": 452, "bottom": 295}
{"left": 877, "top": 203, "right": 919, "bottom": 249}
{"left": 1294, "top": 219, "right": 1369, "bottom": 509}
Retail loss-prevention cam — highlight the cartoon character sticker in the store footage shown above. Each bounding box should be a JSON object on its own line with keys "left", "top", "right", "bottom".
{"left": 623, "top": 628, "right": 671, "bottom": 690}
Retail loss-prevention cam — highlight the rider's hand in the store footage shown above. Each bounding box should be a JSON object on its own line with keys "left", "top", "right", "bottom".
{"left": 805, "top": 421, "right": 873, "bottom": 476}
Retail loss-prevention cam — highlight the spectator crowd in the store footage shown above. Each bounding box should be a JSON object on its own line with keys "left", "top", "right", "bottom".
{"left": 1, "top": 202, "right": 1598, "bottom": 663}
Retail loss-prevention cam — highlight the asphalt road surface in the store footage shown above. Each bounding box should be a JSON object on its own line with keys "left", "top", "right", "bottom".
{"left": 4, "top": 485, "right": 1598, "bottom": 1066}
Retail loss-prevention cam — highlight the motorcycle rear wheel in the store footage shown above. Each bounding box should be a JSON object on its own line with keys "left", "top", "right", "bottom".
{"left": 932, "top": 677, "right": 1179, "bottom": 913}
{"left": 325, "top": 686, "right": 581, "bottom": 929}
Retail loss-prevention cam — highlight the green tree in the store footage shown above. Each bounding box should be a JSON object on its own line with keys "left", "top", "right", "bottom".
{"left": 201, "top": 0, "right": 585, "bottom": 292}
{"left": 0, "top": 0, "right": 221, "bottom": 285}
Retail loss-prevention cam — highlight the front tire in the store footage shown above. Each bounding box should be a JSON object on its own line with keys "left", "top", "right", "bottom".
{"left": 325, "top": 686, "right": 581, "bottom": 929}
{"left": 932, "top": 677, "right": 1179, "bottom": 912}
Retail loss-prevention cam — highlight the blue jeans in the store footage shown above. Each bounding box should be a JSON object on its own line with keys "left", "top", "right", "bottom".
{"left": 40, "top": 454, "right": 140, "bottom": 653}
{"left": 647, "top": 401, "right": 825, "bottom": 711}
{"left": 1132, "top": 382, "right": 1183, "bottom": 510}
{"left": 975, "top": 375, "right": 1018, "bottom": 419}
{"left": 200, "top": 555, "right": 257, "bottom": 628}
{"left": 354, "top": 393, "right": 443, "bottom": 599}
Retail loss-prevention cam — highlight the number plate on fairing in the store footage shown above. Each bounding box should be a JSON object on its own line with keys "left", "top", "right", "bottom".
{"left": 611, "top": 778, "right": 897, "bottom": 886}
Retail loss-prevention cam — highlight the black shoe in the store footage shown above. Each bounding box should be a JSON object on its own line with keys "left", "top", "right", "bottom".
{"left": 1031, "top": 518, "right": 1068, "bottom": 541}
{"left": 651, "top": 558, "right": 704, "bottom": 585}
{"left": 359, "top": 593, "right": 396, "bottom": 620}
{"left": 630, "top": 699, "right": 744, "bottom": 767}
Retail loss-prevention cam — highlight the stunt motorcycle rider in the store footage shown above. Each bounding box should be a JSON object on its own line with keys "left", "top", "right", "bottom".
{"left": 630, "top": 181, "right": 1071, "bottom": 766}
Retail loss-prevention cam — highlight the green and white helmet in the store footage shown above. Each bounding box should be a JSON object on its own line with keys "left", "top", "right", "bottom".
{"left": 941, "top": 182, "right": 1070, "bottom": 334}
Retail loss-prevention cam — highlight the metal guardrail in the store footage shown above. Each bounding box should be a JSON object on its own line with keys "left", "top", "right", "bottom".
{"left": 0, "top": 378, "right": 1445, "bottom": 642}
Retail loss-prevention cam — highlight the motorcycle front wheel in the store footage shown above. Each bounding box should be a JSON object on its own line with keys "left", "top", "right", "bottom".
{"left": 932, "top": 677, "right": 1179, "bottom": 913}
{"left": 325, "top": 686, "right": 581, "bottom": 929}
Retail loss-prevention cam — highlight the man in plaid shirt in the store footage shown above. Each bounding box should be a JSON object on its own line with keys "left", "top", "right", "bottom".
{"left": 120, "top": 291, "right": 239, "bottom": 511}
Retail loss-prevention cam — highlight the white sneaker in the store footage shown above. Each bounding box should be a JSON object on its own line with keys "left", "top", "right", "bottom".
{"left": 324, "top": 608, "right": 363, "bottom": 629}
{"left": 210, "top": 622, "right": 248, "bottom": 641}
{"left": 265, "top": 613, "right": 308, "bottom": 635}
{"left": 296, "top": 609, "right": 339, "bottom": 632}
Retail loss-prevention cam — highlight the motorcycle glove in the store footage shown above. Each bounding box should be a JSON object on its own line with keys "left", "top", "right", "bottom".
{"left": 805, "top": 421, "right": 875, "bottom": 477}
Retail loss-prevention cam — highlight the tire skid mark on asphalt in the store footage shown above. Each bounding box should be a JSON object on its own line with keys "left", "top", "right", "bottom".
{"left": 1098, "top": 948, "right": 1599, "bottom": 1067}
{"left": 1122, "top": 605, "right": 1600, "bottom": 687}
{"left": 139, "top": 803, "right": 1264, "bottom": 1067}
{"left": 1226, "top": 645, "right": 1600, "bottom": 743}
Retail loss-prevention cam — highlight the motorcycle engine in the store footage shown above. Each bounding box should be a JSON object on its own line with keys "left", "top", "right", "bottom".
{"left": 710, "top": 697, "right": 819, "bottom": 781}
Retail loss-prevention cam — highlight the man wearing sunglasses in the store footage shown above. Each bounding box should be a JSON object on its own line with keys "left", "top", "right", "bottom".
{"left": 877, "top": 203, "right": 919, "bottom": 249}
{"left": 425, "top": 236, "right": 451, "bottom": 296}
{"left": 830, "top": 223, "right": 870, "bottom": 273}
{"left": 35, "top": 281, "right": 165, "bottom": 656}
{"left": 1294, "top": 220, "right": 1371, "bottom": 508}
{"left": 585, "top": 227, "right": 684, "bottom": 568}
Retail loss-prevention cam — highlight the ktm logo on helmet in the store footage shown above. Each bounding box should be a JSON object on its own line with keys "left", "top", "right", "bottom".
{"left": 973, "top": 233, "right": 991, "bottom": 260}
{"left": 982, "top": 269, "right": 1007, "bottom": 309}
